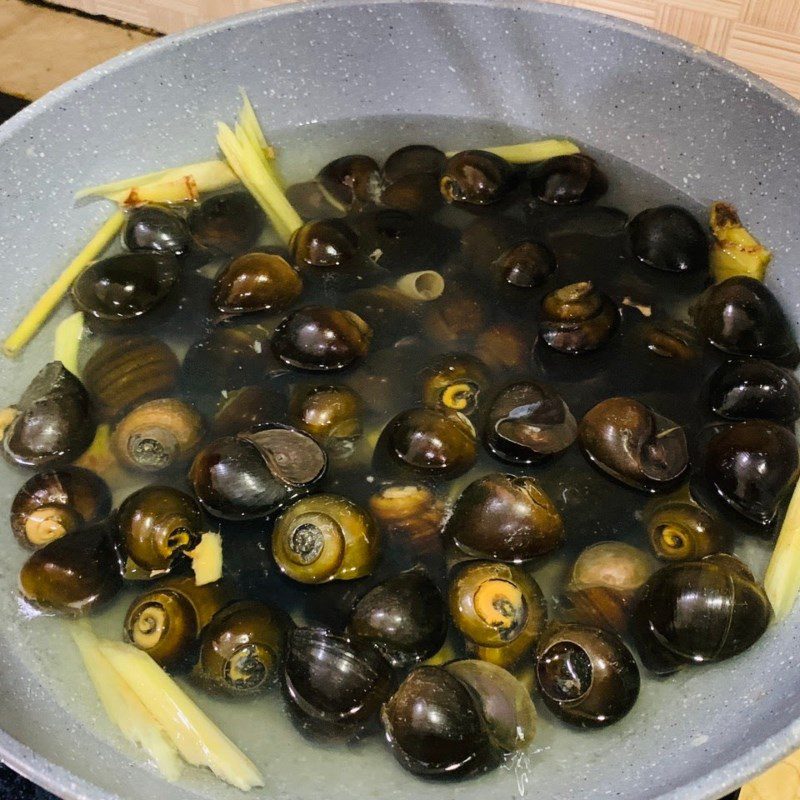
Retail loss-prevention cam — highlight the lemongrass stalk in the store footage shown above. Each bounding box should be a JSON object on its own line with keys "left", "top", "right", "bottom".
{"left": 216, "top": 120, "right": 301, "bottom": 245}
{"left": 238, "top": 91, "right": 284, "bottom": 189}
{"left": 3, "top": 211, "right": 125, "bottom": 358}
{"left": 53, "top": 311, "right": 84, "bottom": 375}
{"left": 446, "top": 138, "right": 580, "bottom": 162}
{"left": 105, "top": 176, "right": 200, "bottom": 206}
{"left": 76, "top": 160, "right": 237, "bottom": 202}
{"left": 764, "top": 480, "right": 800, "bottom": 621}
{"left": 71, "top": 623, "right": 183, "bottom": 782}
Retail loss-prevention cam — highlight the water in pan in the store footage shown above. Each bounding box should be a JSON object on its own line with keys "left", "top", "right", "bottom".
{"left": 0, "top": 115, "right": 776, "bottom": 799}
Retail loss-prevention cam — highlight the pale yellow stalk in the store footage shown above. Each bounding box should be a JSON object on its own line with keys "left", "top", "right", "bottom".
{"left": 52, "top": 311, "right": 84, "bottom": 375}
{"left": 3, "top": 211, "right": 125, "bottom": 358}
{"left": 764, "top": 480, "right": 800, "bottom": 621}
{"left": 446, "top": 138, "right": 580, "bottom": 162}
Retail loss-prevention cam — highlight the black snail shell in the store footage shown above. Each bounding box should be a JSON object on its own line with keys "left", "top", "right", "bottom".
{"left": 445, "top": 473, "right": 564, "bottom": 561}
{"left": 418, "top": 353, "right": 490, "bottom": 417}
{"left": 283, "top": 627, "right": 394, "bottom": 739}
{"left": 579, "top": 397, "right": 689, "bottom": 492}
{"left": 484, "top": 381, "right": 577, "bottom": 464}
{"left": 3, "top": 362, "right": 95, "bottom": 468}
{"left": 290, "top": 219, "right": 359, "bottom": 270}
{"left": 189, "top": 424, "right": 327, "bottom": 520}
{"left": 381, "top": 172, "right": 443, "bottom": 215}
{"left": 700, "top": 419, "right": 799, "bottom": 525}
{"left": 383, "top": 144, "right": 446, "bottom": 182}
{"left": 19, "top": 521, "right": 122, "bottom": 615}
{"left": 211, "top": 252, "right": 303, "bottom": 315}
{"left": 691, "top": 276, "right": 800, "bottom": 365}
{"left": 82, "top": 335, "right": 179, "bottom": 421}
{"left": 272, "top": 494, "right": 379, "bottom": 584}
{"left": 198, "top": 600, "right": 293, "bottom": 694}
{"left": 448, "top": 560, "right": 548, "bottom": 651}
{"left": 632, "top": 554, "right": 772, "bottom": 674}
{"left": 271, "top": 306, "right": 372, "bottom": 371}
{"left": 536, "top": 623, "right": 640, "bottom": 727}
{"left": 317, "top": 155, "right": 381, "bottom": 208}
{"left": 124, "top": 576, "right": 231, "bottom": 669}
{"left": 348, "top": 570, "right": 447, "bottom": 666}
{"left": 289, "top": 384, "right": 363, "bottom": 456}
{"left": 11, "top": 467, "right": 112, "bottom": 549}
{"left": 530, "top": 154, "right": 608, "bottom": 205}
{"left": 440, "top": 150, "right": 514, "bottom": 206}
{"left": 539, "top": 282, "right": 618, "bottom": 354}
{"left": 708, "top": 358, "right": 800, "bottom": 426}
{"left": 628, "top": 205, "right": 709, "bottom": 273}
{"left": 381, "top": 665, "right": 501, "bottom": 778}
{"left": 123, "top": 205, "right": 193, "bottom": 255}
{"left": 117, "top": 485, "right": 202, "bottom": 572}
{"left": 375, "top": 407, "right": 477, "bottom": 480}
{"left": 644, "top": 495, "right": 729, "bottom": 562}
{"left": 72, "top": 252, "right": 180, "bottom": 322}
{"left": 211, "top": 386, "right": 285, "bottom": 438}
{"left": 188, "top": 191, "right": 265, "bottom": 256}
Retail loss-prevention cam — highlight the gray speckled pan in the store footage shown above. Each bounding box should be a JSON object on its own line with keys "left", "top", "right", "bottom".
{"left": 0, "top": 1, "right": 799, "bottom": 798}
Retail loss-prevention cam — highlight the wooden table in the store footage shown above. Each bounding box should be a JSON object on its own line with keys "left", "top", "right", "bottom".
{"left": 0, "top": 1, "right": 798, "bottom": 797}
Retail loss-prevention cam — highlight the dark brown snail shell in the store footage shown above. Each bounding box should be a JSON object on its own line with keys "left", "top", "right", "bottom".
{"left": 628, "top": 205, "right": 709, "bottom": 273}
{"left": 444, "top": 660, "right": 537, "bottom": 752}
{"left": 189, "top": 424, "right": 327, "bottom": 520}
{"left": 381, "top": 173, "right": 443, "bottom": 215}
{"left": 644, "top": 493, "right": 729, "bottom": 561}
{"left": 536, "top": 623, "right": 640, "bottom": 727}
{"left": 422, "top": 286, "right": 487, "bottom": 344}
{"left": 445, "top": 473, "right": 564, "bottom": 561}
{"left": 375, "top": 407, "right": 477, "bottom": 480}
{"left": 632, "top": 554, "right": 772, "bottom": 674}
{"left": 124, "top": 575, "right": 231, "bottom": 669}
{"left": 578, "top": 397, "right": 689, "bottom": 492}
{"left": 642, "top": 319, "right": 702, "bottom": 361}
{"left": 317, "top": 155, "right": 381, "bottom": 208}
{"left": 188, "top": 192, "right": 265, "bottom": 256}
{"left": 283, "top": 627, "right": 394, "bottom": 739}
{"left": 539, "top": 281, "right": 618, "bottom": 354}
{"left": 691, "top": 276, "right": 800, "bottom": 365}
{"left": 118, "top": 485, "right": 202, "bottom": 572}
{"left": 112, "top": 398, "right": 204, "bottom": 473}
{"left": 708, "top": 358, "right": 800, "bottom": 426}
{"left": 272, "top": 494, "right": 379, "bottom": 584}
{"left": 211, "top": 386, "right": 284, "bottom": 437}
{"left": 11, "top": 467, "right": 111, "bottom": 549}
{"left": 484, "top": 381, "right": 577, "bottom": 464}
{"left": 348, "top": 570, "right": 447, "bottom": 666}
{"left": 564, "top": 542, "right": 653, "bottom": 633}
{"left": 290, "top": 219, "right": 359, "bottom": 270}
{"left": 383, "top": 144, "right": 446, "bottom": 182}
{"left": 123, "top": 205, "right": 192, "bottom": 256}
{"left": 440, "top": 150, "right": 514, "bottom": 206}
{"left": 381, "top": 665, "right": 500, "bottom": 778}
{"left": 3, "top": 362, "right": 95, "bottom": 468}
{"left": 530, "top": 154, "right": 608, "bottom": 206}
{"left": 448, "top": 560, "right": 548, "bottom": 650}
{"left": 271, "top": 306, "right": 372, "bottom": 371}
{"left": 418, "top": 353, "right": 490, "bottom": 417}
{"left": 72, "top": 252, "right": 180, "bottom": 322}
{"left": 368, "top": 484, "right": 446, "bottom": 556}
{"left": 19, "top": 521, "right": 122, "bottom": 615}
{"left": 198, "top": 600, "right": 293, "bottom": 694}
{"left": 285, "top": 181, "right": 347, "bottom": 220}
{"left": 289, "top": 384, "right": 363, "bottom": 457}
{"left": 211, "top": 252, "right": 303, "bottom": 315}
{"left": 82, "top": 335, "right": 179, "bottom": 421}
{"left": 700, "top": 420, "right": 799, "bottom": 525}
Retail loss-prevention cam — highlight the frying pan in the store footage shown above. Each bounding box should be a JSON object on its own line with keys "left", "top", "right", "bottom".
{"left": 0, "top": 2, "right": 798, "bottom": 798}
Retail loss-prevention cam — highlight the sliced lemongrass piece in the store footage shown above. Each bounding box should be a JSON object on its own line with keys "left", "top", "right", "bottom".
{"left": 70, "top": 622, "right": 183, "bottom": 782}
{"left": 76, "top": 159, "right": 237, "bottom": 203}
{"left": 764, "top": 479, "right": 800, "bottom": 621}
{"left": 97, "top": 639, "right": 264, "bottom": 791}
{"left": 3, "top": 210, "right": 125, "bottom": 358}
{"left": 74, "top": 423, "right": 125, "bottom": 487}
{"left": 238, "top": 91, "right": 284, "bottom": 189}
{"left": 216, "top": 120, "right": 302, "bottom": 245}
{"left": 187, "top": 532, "right": 223, "bottom": 586}
{"left": 394, "top": 270, "right": 445, "bottom": 301}
{"left": 709, "top": 201, "right": 772, "bottom": 283}
{"left": 445, "top": 138, "right": 580, "bottom": 163}
{"left": 53, "top": 311, "right": 84, "bottom": 376}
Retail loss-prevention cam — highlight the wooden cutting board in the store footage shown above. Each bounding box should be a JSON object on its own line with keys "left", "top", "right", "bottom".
{"left": 1, "top": 1, "right": 800, "bottom": 797}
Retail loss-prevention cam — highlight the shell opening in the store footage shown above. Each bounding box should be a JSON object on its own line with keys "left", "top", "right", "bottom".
{"left": 167, "top": 526, "right": 198, "bottom": 553}
{"left": 127, "top": 427, "right": 179, "bottom": 470}
{"left": 656, "top": 524, "right": 688, "bottom": 555}
{"left": 441, "top": 381, "right": 479, "bottom": 413}
{"left": 225, "top": 644, "right": 274, "bottom": 691}
{"left": 130, "top": 602, "right": 169, "bottom": 649}
{"left": 473, "top": 578, "right": 527, "bottom": 640}
{"left": 24, "top": 506, "right": 75, "bottom": 546}
{"left": 288, "top": 521, "right": 326, "bottom": 565}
